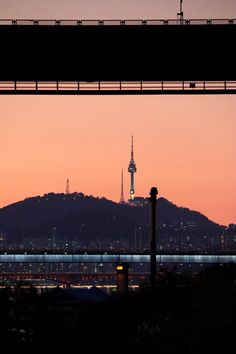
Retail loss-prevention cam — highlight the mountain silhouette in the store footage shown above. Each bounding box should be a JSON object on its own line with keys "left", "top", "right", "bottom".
{"left": 0, "top": 193, "right": 223, "bottom": 251}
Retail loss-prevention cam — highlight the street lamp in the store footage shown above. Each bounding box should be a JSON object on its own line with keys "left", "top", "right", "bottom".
{"left": 138, "top": 226, "right": 142, "bottom": 250}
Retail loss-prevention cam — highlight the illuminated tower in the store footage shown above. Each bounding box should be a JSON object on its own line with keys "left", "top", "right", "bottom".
{"left": 128, "top": 135, "right": 137, "bottom": 200}
{"left": 66, "top": 179, "right": 70, "bottom": 194}
{"left": 119, "top": 169, "right": 125, "bottom": 204}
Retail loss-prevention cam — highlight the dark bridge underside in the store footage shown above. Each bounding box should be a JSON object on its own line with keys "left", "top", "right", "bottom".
{"left": 0, "top": 22, "right": 236, "bottom": 94}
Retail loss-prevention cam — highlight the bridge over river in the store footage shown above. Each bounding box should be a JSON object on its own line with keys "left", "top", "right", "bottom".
{"left": 1, "top": 253, "right": 236, "bottom": 264}
{"left": 0, "top": 18, "right": 236, "bottom": 95}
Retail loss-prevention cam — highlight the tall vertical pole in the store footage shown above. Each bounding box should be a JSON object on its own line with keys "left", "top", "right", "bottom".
{"left": 66, "top": 179, "right": 70, "bottom": 195}
{"left": 150, "top": 187, "right": 158, "bottom": 290}
{"left": 139, "top": 226, "right": 142, "bottom": 250}
{"left": 180, "top": 0, "right": 183, "bottom": 24}
{"left": 120, "top": 169, "right": 125, "bottom": 203}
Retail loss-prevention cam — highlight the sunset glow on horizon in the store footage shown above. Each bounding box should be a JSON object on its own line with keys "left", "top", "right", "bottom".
{"left": 1, "top": 95, "right": 235, "bottom": 226}
{"left": 0, "top": 0, "right": 236, "bottom": 226}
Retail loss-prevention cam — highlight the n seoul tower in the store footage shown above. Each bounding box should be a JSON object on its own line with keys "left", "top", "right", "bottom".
{"left": 128, "top": 135, "right": 137, "bottom": 200}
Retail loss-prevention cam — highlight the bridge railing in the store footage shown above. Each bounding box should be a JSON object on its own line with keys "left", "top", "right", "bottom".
{"left": 1, "top": 80, "right": 236, "bottom": 94}
{"left": 0, "top": 19, "right": 235, "bottom": 26}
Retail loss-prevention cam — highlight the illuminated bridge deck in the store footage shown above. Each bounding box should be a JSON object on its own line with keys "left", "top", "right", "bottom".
{"left": 1, "top": 18, "right": 236, "bottom": 95}
{"left": 1, "top": 253, "right": 236, "bottom": 264}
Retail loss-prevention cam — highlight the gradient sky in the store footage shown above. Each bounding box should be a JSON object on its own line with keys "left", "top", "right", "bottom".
{"left": 0, "top": 1, "right": 236, "bottom": 226}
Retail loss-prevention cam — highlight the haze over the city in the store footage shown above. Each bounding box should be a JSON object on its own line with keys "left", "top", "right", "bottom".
{"left": 0, "top": 0, "right": 236, "bottom": 226}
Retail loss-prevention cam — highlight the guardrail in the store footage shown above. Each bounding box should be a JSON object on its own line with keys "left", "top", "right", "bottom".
{"left": 0, "top": 19, "right": 235, "bottom": 26}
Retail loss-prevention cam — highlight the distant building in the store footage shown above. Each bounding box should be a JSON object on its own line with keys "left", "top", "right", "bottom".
{"left": 128, "top": 196, "right": 149, "bottom": 207}
{"left": 0, "top": 232, "right": 6, "bottom": 249}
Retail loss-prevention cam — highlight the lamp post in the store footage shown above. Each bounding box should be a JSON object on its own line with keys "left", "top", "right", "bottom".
{"left": 116, "top": 263, "right": 129, "bottom": 294}
{"left": 149, "top": 187, "right": 158, "bottom": 290}
{"left": 139, "top": 226, "right": 142, "bottom": 250}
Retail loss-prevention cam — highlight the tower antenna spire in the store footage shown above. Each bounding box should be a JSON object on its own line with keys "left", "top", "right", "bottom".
{"left": 120, "top": 169, "right": 125, "bottom": 204}
{"left": 66, "top": 179, "right": 70, "bottom": 194}
{"left": 131, "top": 134, "right": 134, "bottom": 161}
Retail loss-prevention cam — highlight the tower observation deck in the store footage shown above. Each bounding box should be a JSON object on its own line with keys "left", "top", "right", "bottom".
{"left": 128, "top": 135, "right": 137, "bottom": 200}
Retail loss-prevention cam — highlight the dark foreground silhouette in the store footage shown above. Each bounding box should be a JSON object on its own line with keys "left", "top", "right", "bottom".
{"left": 1, "top": 264, "right": 236, "bottom": 354}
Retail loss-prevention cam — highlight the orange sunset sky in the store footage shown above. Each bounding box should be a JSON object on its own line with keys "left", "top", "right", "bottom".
{"left": 0, "top": 0, "right": 236, "bottom": 226}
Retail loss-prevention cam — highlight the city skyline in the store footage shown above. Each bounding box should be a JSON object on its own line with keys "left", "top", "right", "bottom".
{"left": 0, "top": 0, "right": 236, "bottom": 226}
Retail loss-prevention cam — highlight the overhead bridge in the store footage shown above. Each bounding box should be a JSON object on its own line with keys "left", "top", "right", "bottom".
{"left": 0, "top": 18, "right": 236, "bottom": 95}
{"left": 1, "top": 253, "right": 236, "bottom": 264}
